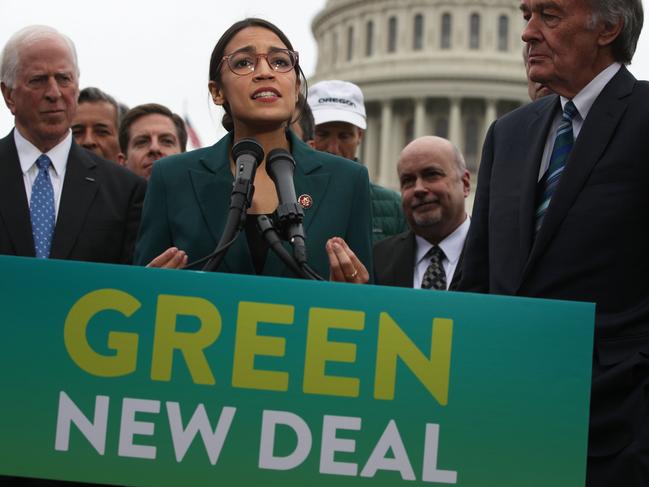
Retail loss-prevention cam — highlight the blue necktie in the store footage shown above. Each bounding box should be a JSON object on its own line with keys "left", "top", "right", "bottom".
{"left": 30, "top": 154, "right": 55, "bottom": 258}
{"left": 535, "top": 101, "right": 578, "bottom": 234}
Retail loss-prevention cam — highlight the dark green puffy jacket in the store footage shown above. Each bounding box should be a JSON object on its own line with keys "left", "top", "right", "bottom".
{"left": 370, "top": 182, "right": 407, "bottom": 243}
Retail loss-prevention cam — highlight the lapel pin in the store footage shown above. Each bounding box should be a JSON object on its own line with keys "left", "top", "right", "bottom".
{"left": 85, "top": 177, "right": 95, "bottom": 182}
{"left": 298, "top": 194, "right": 313, "bottom": 209}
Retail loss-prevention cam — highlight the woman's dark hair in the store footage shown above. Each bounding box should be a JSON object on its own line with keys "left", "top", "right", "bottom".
{"left": 208, "top": 17, "right": 308, "bottom": 132}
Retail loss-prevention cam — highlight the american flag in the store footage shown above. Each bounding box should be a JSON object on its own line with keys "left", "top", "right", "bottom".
{"left": 184, "top": 115, "right": 203, "bottom": 149}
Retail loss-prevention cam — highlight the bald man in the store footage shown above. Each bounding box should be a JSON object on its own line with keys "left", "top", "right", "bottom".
{"left": 373, "top": 136, "right": 470, "bottom": 289}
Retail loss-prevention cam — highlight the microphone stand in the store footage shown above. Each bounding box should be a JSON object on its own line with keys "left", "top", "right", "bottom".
{"left": 256, "top": 215, "right": 325, "bottom": 280}
{"left": 202, "top": 139, "right": 264, "bottom": 272}
{"left": 256, "top": 215, "right": 308, "bottom": 279}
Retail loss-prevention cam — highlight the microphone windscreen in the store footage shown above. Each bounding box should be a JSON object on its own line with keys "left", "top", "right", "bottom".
{"left": 266, "top": 148, "right": 296, "bottom": 171}
{"left": 231, "top": 138, "right": 264, "bottom": 164}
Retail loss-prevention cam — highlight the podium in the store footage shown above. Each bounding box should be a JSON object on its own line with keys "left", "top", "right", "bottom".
{"left": 0, "top": 256, "right": 594, "bottom": 486}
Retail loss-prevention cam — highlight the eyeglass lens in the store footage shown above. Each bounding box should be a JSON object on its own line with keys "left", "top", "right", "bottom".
{"left": 227, "top": 51, "right": 295, "bottom": 75}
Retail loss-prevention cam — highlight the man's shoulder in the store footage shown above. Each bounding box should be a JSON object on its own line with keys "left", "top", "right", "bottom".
{"left": 314, "top": 149, "right": 367, "bottom": 176}
{"left": 72, "top": 145, "right": 146, "bottom": 189}
{"left": 370, "top": 182, "right": 400, "bottom": 201}
{"left": 498, "top": 95, "right": 557, "bottom": 126}
{"left": 374, "top": 230, "right": 412, "bottom": 254}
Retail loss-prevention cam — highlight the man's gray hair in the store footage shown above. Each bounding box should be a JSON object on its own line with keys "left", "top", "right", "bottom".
{"left": 589, "top": 0, "right": 643, "bottom": 64}
{"left": 79, "top": 87, "right": 127, "bottom": 127}
{"left": 0, "top": 25, "right": 80, "bottom": 88}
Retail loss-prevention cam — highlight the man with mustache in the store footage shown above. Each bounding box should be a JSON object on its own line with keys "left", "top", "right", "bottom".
{"left": 374, "top": 136, "right": 470, "bottom": 290}
{"left": 0, "top": 25, "right": 145, "bottom": 264}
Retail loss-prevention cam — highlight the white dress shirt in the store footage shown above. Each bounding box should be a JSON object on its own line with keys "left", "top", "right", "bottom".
{"left": 14, "top": 128, "right": 72, "bottom": 219}
{"left": 538, "top": 62, "right": 621, "bottom": 180}
{"left": 413, "top": 216, "right": 470, "bottom": 290}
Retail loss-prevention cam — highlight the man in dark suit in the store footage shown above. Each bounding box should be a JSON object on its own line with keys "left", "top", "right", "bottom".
{"left": 0, "top": 25, "right": 145, "bottom": 264}
{"left": 459, "top": 0, "right": 648, "bottom": 484}
{"left": 374, "top": 136, "right": 470, "bottom": 290}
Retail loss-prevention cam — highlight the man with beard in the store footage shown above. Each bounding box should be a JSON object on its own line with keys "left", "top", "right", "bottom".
{"left": 117, "top": 103, "right": 187, "bottom": 180}
{"left": 373, "top": 136, "right": 470, "bottom": 290}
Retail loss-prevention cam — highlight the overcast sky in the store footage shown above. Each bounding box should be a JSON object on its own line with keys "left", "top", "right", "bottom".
{"left": 1, "top": 0, "right": 648, "bottom": 146}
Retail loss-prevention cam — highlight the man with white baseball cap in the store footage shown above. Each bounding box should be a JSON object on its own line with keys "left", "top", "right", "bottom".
{"left": 308, "top": 80, "right": 406, "bottom": 243}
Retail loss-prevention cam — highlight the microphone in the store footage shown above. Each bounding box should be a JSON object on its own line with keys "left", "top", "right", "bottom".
{"left": 231, "top": 138, "right": 264, "bottom": 200}
{"left": 266, "top": 148, "right": 307, "bottom": 265}
{"left": 256, "top": 215, "right": 307, "bottom": 278}
{"left": 202, "top": 138, "right": 264, "bottom": 272}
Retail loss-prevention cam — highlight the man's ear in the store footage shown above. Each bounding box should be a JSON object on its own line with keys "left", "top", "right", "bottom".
{"left": 597, "top": 17, "right": 623, "bottom": 48}
{"left": 462, "top": 170, "right": 471, "bottom": 198}
{"left": 1, "top": 82, "right": 16, "bottom": 114}
{"left": 357, "top": 128, "right": 364, "bottom": 144}
{"left": 208, "top": 80, "right": 225, "bottom": 106}
{"left": 116, "top": 152, "right": 128, "bottom": 167}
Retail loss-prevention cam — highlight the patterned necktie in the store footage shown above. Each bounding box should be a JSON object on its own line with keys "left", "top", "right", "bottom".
{"left": 421, "top": 245, "right": 447, "bottom": 290}
{"left": 535, "top": 100, "right": 579, "bottom": 234}
{"left": 30, "top": 154, "right": 55, "bottom": 258}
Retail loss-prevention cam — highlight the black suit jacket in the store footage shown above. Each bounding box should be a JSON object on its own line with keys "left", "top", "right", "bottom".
{"left": 374, "top": 230, "right": 464, "bottom": 289}
{"left": 0, "top": 131, "right": 146, "bottom": 264}
{"left": 459, "top": 66, "right": 649, "bottom": 485}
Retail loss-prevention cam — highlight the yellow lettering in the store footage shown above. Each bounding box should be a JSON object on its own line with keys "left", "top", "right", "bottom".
{"left": 64, "top": 289, "right": 140, "bottom": 377}
{"left": 374, "top": 313, "right": 453, "bottom": 405}
{"left": 303, "top": 307, "right": 364, "bottom": 397}
{"left": 232, "top": 301, "right": 293, "bottom": 391}
{"left": 151, "top": 295, "right": 221, "bottom": 385}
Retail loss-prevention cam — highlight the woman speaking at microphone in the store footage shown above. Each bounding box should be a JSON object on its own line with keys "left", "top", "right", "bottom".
{"left": 134, "top": 18, "right": 372, "bottom": 282}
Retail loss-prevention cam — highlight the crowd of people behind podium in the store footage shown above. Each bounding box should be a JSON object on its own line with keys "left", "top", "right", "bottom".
{"left": 0, "top": 0, "right": 648, "bottom": 484}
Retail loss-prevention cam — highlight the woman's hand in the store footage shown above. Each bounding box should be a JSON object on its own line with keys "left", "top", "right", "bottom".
{"left": 326, "top": 237, "right": 369, "bottom": 284}
{"left": 146, "top": 247, "right": 187, "bottom": 269}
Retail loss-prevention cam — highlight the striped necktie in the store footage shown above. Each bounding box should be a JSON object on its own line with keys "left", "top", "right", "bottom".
{"left": 535, "top": 100, "right": 578, "bottom": 234}
{"left": 30, "top": 154, "right": 55, "bottom": 258}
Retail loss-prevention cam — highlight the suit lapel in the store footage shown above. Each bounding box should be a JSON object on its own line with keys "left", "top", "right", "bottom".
{"left": 449, "top": 236, "right": 467, "bottom": 290}
{"left": 262, "top": 134, "right": 329, "bottom": 277}
{"left": 290, "top": 134, "right": 329, "bottom": 235}
{"left": 0, "top": 132, "right": 34, "bottom": 256}
{"left": 523, "top": 67, "right": 634, "bottom": 283}
{"left": 392, "top": 231, "right": 416, "bottom": 287}
{"left": 518, "top": 95, "right": 561, "bottom": 271}
{"left": 189, "top": 133, "right": 254, "bottom": 274}
{"left": 188, "top": 133, "right": 333, "bottom": 276}
{"left": 50, "top": 143, "right": 99, "bottom": 259}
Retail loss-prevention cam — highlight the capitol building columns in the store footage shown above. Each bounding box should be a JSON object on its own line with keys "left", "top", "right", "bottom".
{"left": 414, "top": 97, "right": 427, "bottom": 139}
{"left": 448, "top": 97, "right": 462, "bottom": 153}
{"left": 310, "top": 0, "right": 531, "bottom": 190}
{"left": 378, "top": 100, "right": 394, "bottom": 187}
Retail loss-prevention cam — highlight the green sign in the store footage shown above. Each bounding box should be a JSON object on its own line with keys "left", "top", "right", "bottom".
{"left": 0, "top": 255, "right": 594, "bottom": 486}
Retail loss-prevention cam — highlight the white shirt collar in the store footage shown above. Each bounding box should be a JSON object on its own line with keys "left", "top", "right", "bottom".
{"left": 414, "top": 215, "right": 470, "bottom": 265}
{"left": 14, "top": 128, "right": 72, "bottom": 177}
{"left": 560, "top": 62, "right": 621, "bottom": 120}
